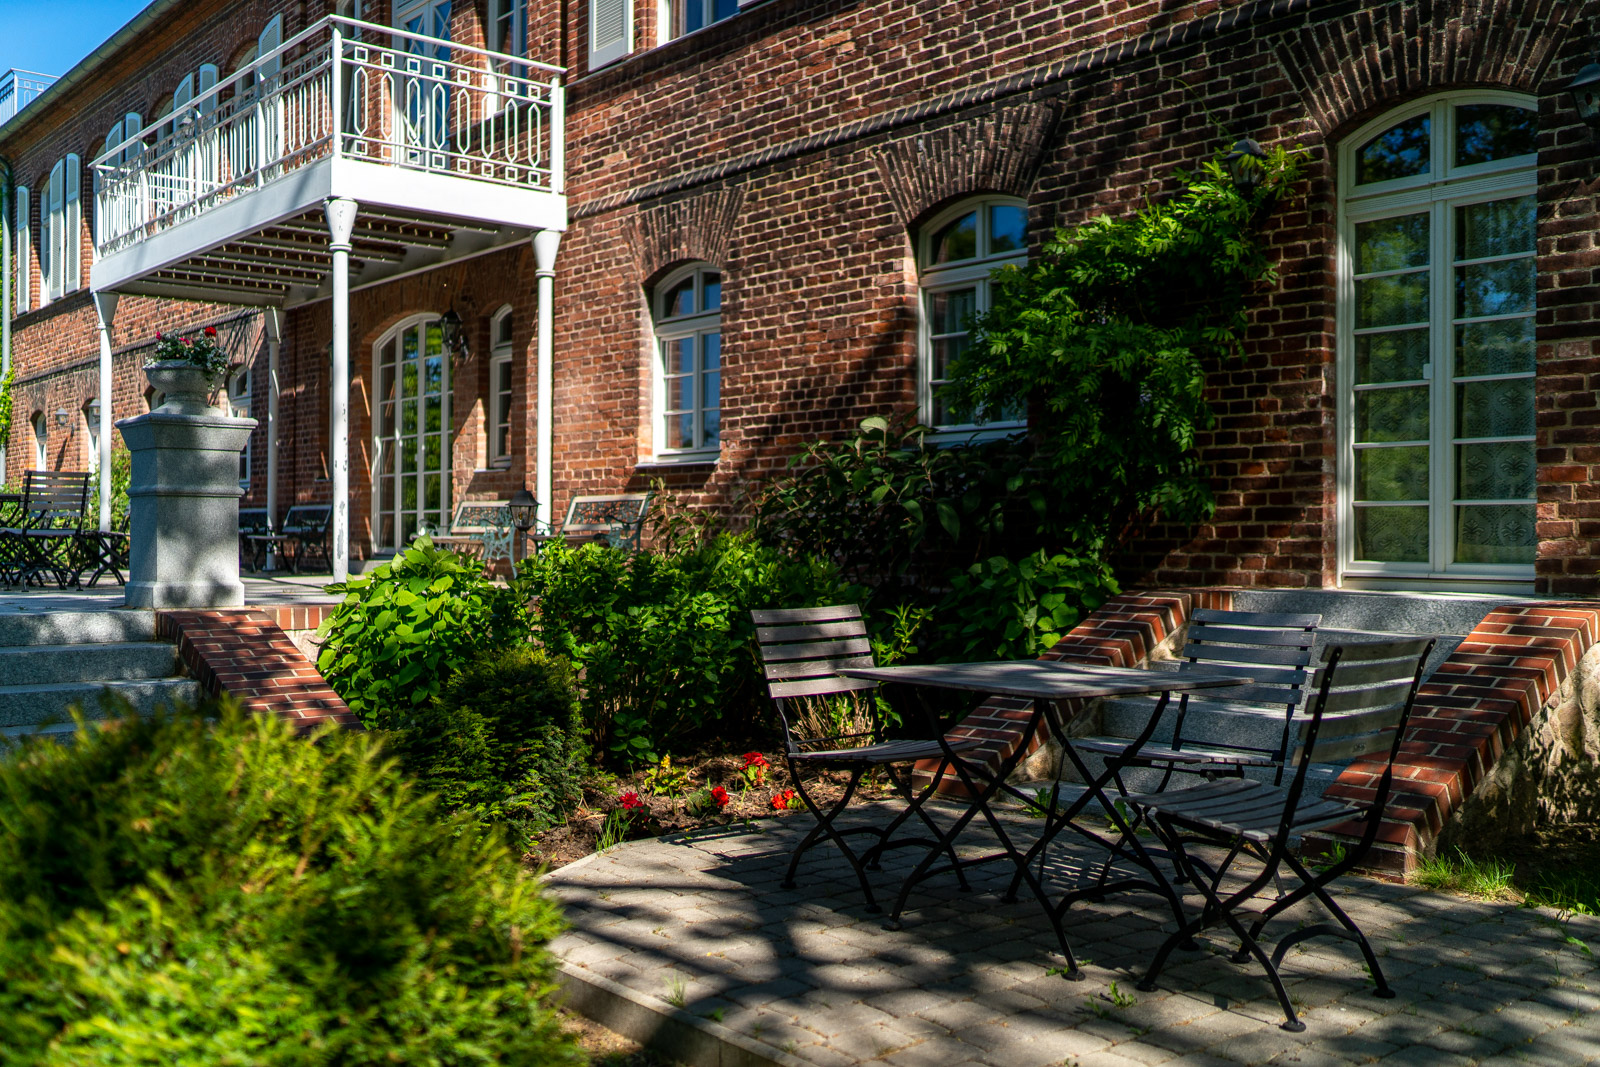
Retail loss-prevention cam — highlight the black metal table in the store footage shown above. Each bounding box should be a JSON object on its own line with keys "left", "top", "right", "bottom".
{"left": 838, "top": 660, "right": 1250, "bottom": 977}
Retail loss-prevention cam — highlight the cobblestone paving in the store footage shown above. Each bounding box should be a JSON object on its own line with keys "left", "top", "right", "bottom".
{"left": 548, "top": 803, "right": 1600, "bottom": 1066}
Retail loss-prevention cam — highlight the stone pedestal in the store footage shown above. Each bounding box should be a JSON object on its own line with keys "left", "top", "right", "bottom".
{"left": 118, "top": 409, "right": 258, "bottom": 609}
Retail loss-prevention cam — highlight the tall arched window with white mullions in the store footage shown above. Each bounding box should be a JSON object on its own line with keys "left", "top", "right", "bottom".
{"left": 917, "top": 196, "right": 1027, "bottom": 433}
{"left": 1339, "top": 93, "right": 1538, "bottom": 590}
{"left": 652, "top": 263, "right": 721, "bottom": 458}
{"left": 488, "top": 307, "right": 515, "bottom": 468}
{"left": 371, "top": 314, "right": 452, "bottom": 551}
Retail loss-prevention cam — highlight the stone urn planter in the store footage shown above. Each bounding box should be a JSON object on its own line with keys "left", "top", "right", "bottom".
{"left": 144, "top": 360, "right": 226, "bottom": 416}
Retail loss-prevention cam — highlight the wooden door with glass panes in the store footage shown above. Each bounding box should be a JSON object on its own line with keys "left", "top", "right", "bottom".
{"left": 373, "top": 317, "right": 451, "bottom": 551}
{"left": 1341, "top": 95, "right": 1538, "bottom": 587}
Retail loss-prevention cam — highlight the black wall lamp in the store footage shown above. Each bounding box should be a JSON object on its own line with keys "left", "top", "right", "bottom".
{"left": 439, "top": 308, "right": 470, "bottom": 359}
{"left": 508, "top": 487, "right": 538, "bottom": 563}
{"left": 1223, "top": 137, "right": 1267, "bottom": 193}
{"left": 1567, "top": 62, "right": 1600, "bottom": 130}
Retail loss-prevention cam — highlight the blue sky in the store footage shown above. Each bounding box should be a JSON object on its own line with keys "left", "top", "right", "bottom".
{"left": 3, "top": 1, "right": 151, "bottom": 79}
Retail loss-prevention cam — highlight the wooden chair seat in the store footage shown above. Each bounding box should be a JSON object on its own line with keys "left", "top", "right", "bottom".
{"left": 1124, "top": 777, "right": 1359, "bottom": 844}
{"left": 793, "top": 736, "right": 984, "bottom": 766}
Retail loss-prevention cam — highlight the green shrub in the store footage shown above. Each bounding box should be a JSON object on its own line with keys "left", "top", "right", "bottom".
{"left": 934, "top": 549, "right": 1117, "bottom": 661}
{"left": 0, "top": 699, "right": 582, "bottom": 1067}
{"left": 516, "top": 532, "right": 853, "bottom": 764}
{"left": 88, "top": 443, "right": 132, "bottom": 531}
{"left": 318, "top": 537, "right": 528, "bottom": 725}
{"left": 382, "top": 646, "right": 587, "bottom": 839}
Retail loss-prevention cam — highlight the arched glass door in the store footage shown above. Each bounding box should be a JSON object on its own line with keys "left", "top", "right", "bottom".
{"left": 373, "top": 316, "right": 451, "bottom": 551}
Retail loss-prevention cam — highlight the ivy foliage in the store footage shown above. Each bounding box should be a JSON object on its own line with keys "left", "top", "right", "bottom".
{"left": 943, "top": 144, "right": 1306, "bottom": 547}
{"left": 0, "top": 366, "right": 13, "bottom": 479}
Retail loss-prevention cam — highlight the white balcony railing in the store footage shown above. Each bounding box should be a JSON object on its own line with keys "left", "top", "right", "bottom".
{"left": 92, "top": 15, "right": 564, "bottom": 258}
{"left": 0, "top": 68, "right": 57, "bottom": 125}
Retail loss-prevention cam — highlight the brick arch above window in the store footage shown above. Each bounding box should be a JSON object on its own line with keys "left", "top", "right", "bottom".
{"left": 1274, "top": 0, "right": 1573, "bottom": 137}
{"left": 871, "top": 102, "right": 1058, "bottom": 231}
{"left": 622, "top": 187, "right": 744, "bottom": 279}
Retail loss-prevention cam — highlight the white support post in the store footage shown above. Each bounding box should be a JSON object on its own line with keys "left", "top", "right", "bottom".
{"left": 263, "top": 306, "right": 284, "bottom": 555}
{"left": 532, "top": 229, "right": 560, "bottom": 530}
{"left": 92, "top": 290, "right": 119, "bottom": 533}
{"left": 325, "top": 196, "right": 357, "bottom": 583}
{"left": 550, "top": 77, "right": 565, "bottom": 196}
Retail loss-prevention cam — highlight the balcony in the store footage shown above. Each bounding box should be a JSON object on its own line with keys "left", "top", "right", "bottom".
{"left": 90, "top": 14, "right": 566, "bottom": 305}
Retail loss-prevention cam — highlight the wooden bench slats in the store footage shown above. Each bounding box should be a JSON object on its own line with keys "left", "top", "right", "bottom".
{"left": 752, "top": 605, "right": 862, "bottom": 625}
{"left": 1178, "top": 642, "right": 1316, "bottom": 667}
{"left": 756, "top": 620, "right": 869, "bottom": 642}
{"left": 758, "top": 636, "right": 873, "bottom": 662}
{"left": 762, "top": 654, "right": 875, "bottom": 680}
{"left": 769, "top": 676, "right": 880, "bottom": 699}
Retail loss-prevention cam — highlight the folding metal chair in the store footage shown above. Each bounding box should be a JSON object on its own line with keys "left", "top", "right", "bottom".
{"left": 0, "top": 471, "right": 92, "bottom": 588}
{"left": 1127, "top": 636, "right": 1436, "bottom": 1032}
{"left": 752, "top": 605, "right": 984, "bottom": 912}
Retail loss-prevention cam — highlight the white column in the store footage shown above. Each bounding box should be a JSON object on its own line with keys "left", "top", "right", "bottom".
{"left": 92, "top": 290, "right": 119, "bottom": 533}
{"left": 533, "top": 229, "right": 561, "bottom": 529}
{"left": 263, "top": 306, "right": 284, "bottom": 561}
{"left": 325, "top": 196, "right": 357, "bottom": 583}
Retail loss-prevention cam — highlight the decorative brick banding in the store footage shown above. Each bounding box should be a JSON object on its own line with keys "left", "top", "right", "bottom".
{"left": 926, "top": 591, "right": 1600, "bottom": 877}
{"left": 155, "top": 609, "right": 359, "bottom": 732}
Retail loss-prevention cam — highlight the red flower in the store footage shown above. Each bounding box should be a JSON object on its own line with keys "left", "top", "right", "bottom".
{"left": 618, "top": 791, "right": 643, "bottom": 810}
{"left": 742, "top": 752, "right": 769, "bottom": 768}
{"left": 772, "top": 789, "right": 797, "bottom": 811}
{"left": 182, "top": 336, "right": 194, "bottom": 346}
{"left": 711, "top": 785, "right": 730, "bottom": 808}
{"left": 203, "top": 325, "right": 218, "bottom": 337}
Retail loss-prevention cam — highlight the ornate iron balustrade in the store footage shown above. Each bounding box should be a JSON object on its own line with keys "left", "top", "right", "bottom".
{"left": 92, "top": 16, "right": 564, "bottom": 258}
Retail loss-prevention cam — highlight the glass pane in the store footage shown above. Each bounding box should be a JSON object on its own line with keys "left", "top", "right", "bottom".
{"left": 426, "top": 323, "right": 444, "bottom": 361}
{"left": 1457, "top": 196, "right": 1535, "bottom": 259}
{"left": 1355, "top": 329, "right": 1429, "bottom": 383}
{"left": 988, "top": 204, "right": 1026, "bottom": 254}
{"left": 379, "top": 442, "right": 394, "bottom": 475}
{"left": 1355, "top": 386, "right": 1429, "bottom": 442}
{"left": 669, "top": 337, "right": 693, "bottom": 375}
{"left": 703, "top": 367, "right": 720, "bottom": 416}
{"left": 1455, "top": 504, "right": 1536, "bottom": 564}
{"left": 1356, "top": 113, "right": 1430, "bottom": 185}
{"left": 401, "top": 360, "right": 417, "bottom": 400}
{"left": 380, "top": 513, "right": 394, "bottom": 551}
{"left": 1355, "top": 446, "right": 1429, "bottom": 500}
{"left": 495, "top": 315, "right": 513, "bottom": 346}
{"left": 424, "top": 354, "right": 442, "bottom": 396}
{"left": 930, "top": 211, "right": 978, "bottom": 265}
{"left": 379, "top": 362, "right": 395, "bottom": 405}
{"left": 423, "top": 434, "right": 439, "bottom": 472}
{"left": 1456, "top": 378, "right": 1535, "bottom": 439}
{"left": 671, "top": 375, "right": 693, "bottom": 413}
{"left": 930, "top": 287, "right": 977, "bottom": 334}
{"left": 702, "top": 331, "right": 720, "bottom": 370}
{"left": 664, "top": 276, "right": 694, "bottom": 317}
{"left": 495, "top": 423, "right": 510, "bottom": 458}
{"left": 674, "top": 412, "right": 694, "bottom": 450}
{"left": 1457, "top": 440, "right": 1535, "bottom": 499}
{"left": 425, "top": 395, "right": 441, "bottom": 434}
{"left": 401, "top": 477, "right": 417, "bottom": 511}
{"left": 1454, "top": 105, "right": 1537, "bottom": 168}
{"left": 703, "top": 405, "right": 720, "bottom": 448}
{"left": 1354, "top": 214, "right": 1429, "bottom": 273}
{"left": 400, "top": 515, "right": 415, "bottom": 545}
{"left": 702, "top": 272, "right": 721, "bottom": 311}
{"left": 380, "top": 400, "right": 395, "bottom": 437}
{"left": 495, "top": 360, "right": 512, "bottom": 394}
{"left": 713, "top": 0, "right": 736, "bottom": 21}
{"left": 932, "top": 335, "right": 968, "bottom": 381}
{"left": 401, "top": 399, "right": 417, "bottom": 438}
{"left": 400, "top": 436, "right": 415, "bottom": 474}
{"left": 1354, "top": 506, "right": 1430, "bottom": 563}
{"left": 425, "top": 473, "right": 441, "bottom": 513}
{"left": 1457, "top": 318, "right": 1535, "bottom": 377}
{"left": 1456, "top": 258, "right": 1535, "bottom": 318}
{"left": 1355, "top": 273, "right": 1428, "bottom": 328}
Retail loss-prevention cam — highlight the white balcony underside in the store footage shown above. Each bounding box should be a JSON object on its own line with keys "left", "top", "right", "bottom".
{"left": 91, "top": 156, "right": 566, "bottom": 307}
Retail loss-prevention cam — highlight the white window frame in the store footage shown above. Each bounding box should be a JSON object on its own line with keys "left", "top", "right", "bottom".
{"left": 488, "top": 305, "right": 514, "bottom": 468}
{"left": 370, "top": 312, "right": 454, "bottom": 552}
{"left": 31, "top": 412, "right": 46, "bottom": 470}
{"left": 916, "top": 196, "right": 1028, "bottom": 437}
{"left": 229, "top": 366, "right": 252, "bottom": 489}
{"left": 652, "top": 263, "right": 722, "bottom": 460}
{"left": 1337, "top": 90, "right": 1539, "bottom": 593}
{"left": 488, "top": 0, "right": 526, "bottom": 55}
{"left": 14, "top": 185, "right": 29, "bottom": 314}
{"left": 83, "top": 400, "right": 100, "bottom": 477}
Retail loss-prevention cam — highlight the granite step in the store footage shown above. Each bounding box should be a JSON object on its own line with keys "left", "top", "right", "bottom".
{"left": 0, "top": 610, "right": 157, "bottom": 647}
{"left": 0, "top": 677, "right": 202, "bottom": 732}
{"left": 0, "top": 641, "right": 180, "bottom": 686}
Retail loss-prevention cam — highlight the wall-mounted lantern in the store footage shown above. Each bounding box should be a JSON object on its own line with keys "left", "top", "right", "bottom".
{"left": 439, "top": 308, "right": 469, "bottom": 360}
{"left": 1222, "top": 138, "right": 1267, "bottom": 193}
{"left": 1567, "top": 63, "right": 1600, "bottom": 130}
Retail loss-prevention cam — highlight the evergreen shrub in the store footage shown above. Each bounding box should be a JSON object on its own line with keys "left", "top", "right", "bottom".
{"left": 382, "top": 646, "right": 587, "bottom": 839}
{"left": 0, "top": 700, "right": 581, "bottom": 1067}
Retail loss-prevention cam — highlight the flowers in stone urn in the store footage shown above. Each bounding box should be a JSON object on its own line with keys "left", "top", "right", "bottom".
{"left": 148, "top": 325, "right": 231, "bottom": 380}
{"left": 144, "top": 325, "right": 237, "bottom": 415}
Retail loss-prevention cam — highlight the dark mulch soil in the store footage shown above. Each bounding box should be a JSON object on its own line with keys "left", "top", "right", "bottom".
{"left": 526, "top": 749, "right": 900, "bottom": 869}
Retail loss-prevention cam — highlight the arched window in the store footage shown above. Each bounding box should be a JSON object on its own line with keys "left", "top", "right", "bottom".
{"left": 102, "top": 112, "right": 144, "bottom": 164}
{"left": 652, "top": 263, "right": 721, "bottom": 457}
{"left": 916, "top": 196, "right": 1027, "bottom": 432}
{"left": 488, "top": 306, "right": 515, "bottom": 468}
{"left": 31, "top": 412, "right": 46, "bottom": 470}
{"left": 1339, "top": 93, "right": 1538, "bottom": 588}
{"left": 229, "top": 366, "right": 251, "bottom": 489}
{"left": 83, "top": 399, "right": 100, "bottom": 476}
{"left": 371, "top": 314, "right": 452, "bottom": 550}
{"left": 41, "top": 155, "right": 81, "bottom": 302}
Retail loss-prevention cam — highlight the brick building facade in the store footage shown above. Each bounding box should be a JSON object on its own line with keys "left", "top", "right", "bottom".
{"left": 2, "top": 0, "right": 1594, "bottom": 596}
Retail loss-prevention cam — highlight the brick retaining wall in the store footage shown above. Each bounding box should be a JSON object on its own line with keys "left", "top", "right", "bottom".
{"left": 155, "top": 608, "right": 358, "bottom": 732}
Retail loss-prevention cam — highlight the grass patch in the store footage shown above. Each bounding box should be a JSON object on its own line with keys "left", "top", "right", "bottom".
{"left": 1411, "top": 848, "right": 1516, "bottom": 899}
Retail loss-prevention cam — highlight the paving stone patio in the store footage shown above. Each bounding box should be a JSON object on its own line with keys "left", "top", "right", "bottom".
{"left": 547, "top": 801, "right": 1600, "bottom": 1067}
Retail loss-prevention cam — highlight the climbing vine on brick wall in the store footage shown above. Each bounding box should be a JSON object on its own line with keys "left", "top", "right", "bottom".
{"left": 0, "top": 367, "right": 13, "bottom": 466}
{"left": 944, "top": 143, "right": 1306, "bottom": 552}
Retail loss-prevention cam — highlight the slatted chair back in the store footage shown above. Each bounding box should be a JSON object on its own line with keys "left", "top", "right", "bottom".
{"left": 1170, "top": 608, "right": 1321, "bottom": 774}
{"left": 17, "top": 470, "right": 91, "bottom": 532}
{"left": 1293, "top": 636, "right": 1436, "bottom": 770}
{"left": 751, "top": 605, "right": 878, "bottom": 752}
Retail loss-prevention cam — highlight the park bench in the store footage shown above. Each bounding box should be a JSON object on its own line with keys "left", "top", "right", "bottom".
{"left": 419, "top": 501, "right": 515, "bottom": 563}
{"left": 530, "top": 492, "right": 653, "bottom": 552}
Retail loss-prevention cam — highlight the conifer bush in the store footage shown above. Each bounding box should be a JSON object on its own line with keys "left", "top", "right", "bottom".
{"left": 0, "top": 700, "right": 582, "bottom": 1067}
